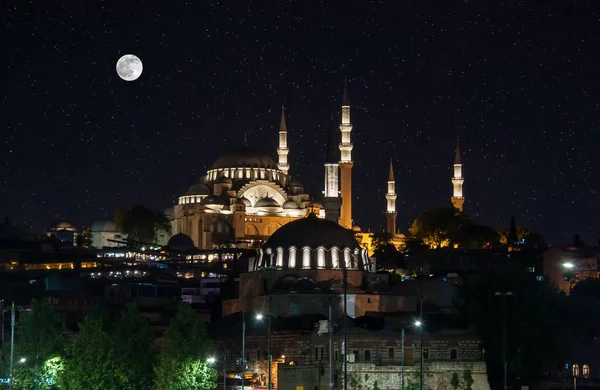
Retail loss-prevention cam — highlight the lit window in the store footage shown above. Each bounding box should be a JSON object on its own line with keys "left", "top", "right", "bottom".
{"left": 573, "top": 364, "right": 579, "bottom": 377}
{"left": 583, "top": 364, "right": 589, "bottom": 378}
{"left": 528, "top": 267, "right": 535, "bottom": 273}
{"left": 536, "top": 275, "right": 544, "bottom": 281}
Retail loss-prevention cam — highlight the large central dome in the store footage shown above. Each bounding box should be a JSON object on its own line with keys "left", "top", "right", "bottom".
{"left": 211, "top": 146, "right": 278, "bottom": 170}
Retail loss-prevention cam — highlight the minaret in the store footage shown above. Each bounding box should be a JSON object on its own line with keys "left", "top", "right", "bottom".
{"left": 323, "top": 117, "right": 342, "bottom": 224}
{"left": 451, "top": 138, "right": 465, "bottom": 212}
{"left": 338, "top": 80, "right": 354, "bottom": 229}
{"left": 386, "top": 158, "right": 398, "bottom": 234}
{"left": 277, "top": 105, "right": 290, "bottom": 181}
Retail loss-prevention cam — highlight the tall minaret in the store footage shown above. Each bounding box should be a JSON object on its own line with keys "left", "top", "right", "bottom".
{"left": 277, "top": 105, "right": 290, "bottom": 181}
{"left": 386, "top": 158, "right": 398, "bottom": 234}
{"left": 451, "top": 138, "right": 465, "bottom": 212}
{"left": 338, "top": 81, "right": 354, "bottom": 229}
{"left": 323, "top": 117, "right": 342, "bottom": 224}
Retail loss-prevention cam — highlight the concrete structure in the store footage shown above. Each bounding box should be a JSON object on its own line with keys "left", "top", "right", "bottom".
{"left": 90, "top": 220, "right": 128, "bottom": 249}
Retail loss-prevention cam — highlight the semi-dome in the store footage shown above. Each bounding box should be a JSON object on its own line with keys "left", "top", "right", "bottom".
{"left": 90, "top": 220, "right": 117, "bottom": 232}
{"left": 186, "top": 183, "right": 211, "bottom": 196}
{"left": 238, "top": 197, "right": 251, "bottom": 207}
{"left": 255, "top": 197, "right": 280, "bottom": 208}
{"left": 282, "top": 199, "right": 299, "bottom": 209}
{"left": 167, "top": 233, "right": 196, "bottom": 252}
{"left": 211, "top": 146, "right": 278, "bottom": 169}
{"left": 256, "top": 213, "right": 371, "bottom": 272}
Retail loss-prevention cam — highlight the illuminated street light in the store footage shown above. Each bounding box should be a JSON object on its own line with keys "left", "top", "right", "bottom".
{"left": 207, "top": 357, "right": 216, "bottom": 364}
{"left": 19, "top": 358, "right": 26, "bottom": 363}
{"left": 255, "top": 314, "right": 264, "bottom": 321}
{"left": 563, "top": 262, "right": 575, "bottom": 269}
{"left": 414, "top": 320, "right": 422, "bottom": 327}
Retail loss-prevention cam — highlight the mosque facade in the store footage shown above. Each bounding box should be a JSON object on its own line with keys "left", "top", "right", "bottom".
{"left": 167, "top": 83, "right": 465, "bottom": 250}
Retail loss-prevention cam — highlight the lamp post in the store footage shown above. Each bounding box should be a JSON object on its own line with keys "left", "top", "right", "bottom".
{"left": 495, "top": 291, "right": 513, "bottom": 390}
{"left": 208, "top": 357, "right": 226, "bottom": 390}
{"left": 411, "top": 279, "right": 424, "bottom": 390}
{"left": 3, "top": 302, "right": 25, "bottom": 390}
{"left": 241, "top": 312, "right": 264, "bottom": 390}
{"left": 259, "top": 265, "right": 276, "bottom": 390}
{"left": 401, "top": 326, "right": 405, "bottom": 390}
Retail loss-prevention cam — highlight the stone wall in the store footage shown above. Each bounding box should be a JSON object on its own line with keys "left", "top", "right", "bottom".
{"left": 279, "top": 361, "right": 491, "bottom": 390}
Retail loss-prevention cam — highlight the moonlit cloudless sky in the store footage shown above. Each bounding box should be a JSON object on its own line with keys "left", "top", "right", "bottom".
{"left": 2, "top": 0, "right": 599, "bottom": 244}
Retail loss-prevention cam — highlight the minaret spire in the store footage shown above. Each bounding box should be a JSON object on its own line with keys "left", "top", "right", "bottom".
{"left": 386, "top": 158, "right": 398, "bottom": 234}
{"left": 323, "top": 116, "right": 341, "bottom": 224}
{"left": 277, "top": 105, "right": 290, "bottom": 181}
{"left": 338, "top": 80, "right": 354, "bottom": 229}
{"left": 451, "top": 138, "right": 465, "bottom": 211}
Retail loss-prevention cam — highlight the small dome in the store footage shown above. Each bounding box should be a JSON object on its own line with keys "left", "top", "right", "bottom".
{"left": 352, "top": 225, "right": 362, "bottom": 232}
{"left": 51, "top": 220, "right": 76, "bottom": 231}
{"left": 167, "top": 233, "right": 195, "bottom": 252}
{"left": 201, "top": 195, "right": 229, "bottom": 207}
{"left": 237, "top": 197, "right": 251, "bottom": 206}
{"left": 282, "top": 199, "right": 299, "bottom": 209}
{"left": 288, "top": 179, "right": 303, "bottom": 188}
{"left": 287, "top": 180, "right": 304, "bottom": 195}
{"left": 255, "top": 197, "right": 280, "bottom": 208}
{"left": 90, "top": 220, "right": 116, "bottom": 232}
{"left": 264, "top": 213, "right": 358, "bottom": 249}
{"left": 186, "top": 183, "right": 211, "bottom": 196}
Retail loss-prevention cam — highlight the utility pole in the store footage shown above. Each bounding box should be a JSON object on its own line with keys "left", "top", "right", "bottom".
{"left": 343, "top": 265, "right": 348, "bottom": 390}
{"left": 495, "top": 291, "right": 513, "bottom": 390}
{"left": 242, "top": 311, "right": 246, "bottom": 390}
{"left": 401, "top": 326, "right": 405, "bottom": 390}
{"left": 329, "top": 304, "right": 334, "bottom": 390}
{"left": 267, "top": 267, "right": 273, "bottom": 390}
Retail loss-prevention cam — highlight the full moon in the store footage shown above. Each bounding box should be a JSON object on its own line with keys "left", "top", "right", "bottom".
{"left": 116, "top": 54, "right": 143, "bottom": 81}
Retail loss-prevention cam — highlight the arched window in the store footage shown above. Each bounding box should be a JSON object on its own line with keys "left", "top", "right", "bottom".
{"left": 317, "top": 248, "right": 326, "bottom": 268}
{"left": 331, "top": 248, "right": 340, "bottom": 268}
{"left": 583, "top": 364, "right": 590, "bottom": 378}
{"left": 343, "top": 248, "right": 351, "bottom": 269}
{"left": 573, "top": 364, "right": 580, "bottom": 377}
{"left": 288, "top": 247, "right": 297, "bottom": 268}
{"left": 302, "top": 247, "right": 311, "bottom": 269}
{"left": 276, "top": 247, "right": 284, "bottom": 268}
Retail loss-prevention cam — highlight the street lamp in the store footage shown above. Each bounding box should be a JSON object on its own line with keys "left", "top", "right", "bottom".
{"left": 495, "top": 291, "right": 514, "bottom": 390}
{"left": 414, "top": 320, "right": 424, "bottom": 390}
{"left": 19, "top": 358, "right": 26, "bottom": 364}
{"left": 207, "top": 357, "right": 216, "bottom": 364}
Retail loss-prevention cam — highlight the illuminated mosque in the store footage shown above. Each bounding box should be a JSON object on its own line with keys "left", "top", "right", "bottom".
{"left": 167, "top": 83, "right": 465, "bottom": 250}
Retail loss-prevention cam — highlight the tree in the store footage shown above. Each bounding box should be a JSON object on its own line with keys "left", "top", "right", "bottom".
{"left": 59, "top": 312, "right": 119, "bottom": 389}
{"left": 115, "top": 204, "right": 171, "bottom": 243}
{"left": 408, "top": 207, "right": 471, "bottom": 249}
{"left": 112, "top": 303, "right": 156, "bottom": 390}
{"left": 450, "top": 372, "right": 460, "bottom": 389}
{"left": 570, "top": 278, "right": 600, "bottom": 299}
{"left": 154, "top": 302, "right": 216, "bottom": 390}
{"left": 461, "top": 225, "right": 500, "bottom": 249}
{"left": 371, "top": 233, "right": 404, "bottom": 269}
{"left": 462, "top": 369, "right": 473, "bottom": 390}
{"left": 10, "top": 299, "right": 66, "bottom": 390}
{"left": 76, "top": 228, "right": 92, "bottom": 248}
{"left": 454, "top": 267, "right": 570, "bottom": 389}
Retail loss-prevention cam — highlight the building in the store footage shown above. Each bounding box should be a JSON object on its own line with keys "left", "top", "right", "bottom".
{"left": 46, "top": 220, "right": 78, "bottom": 247}
{"left": 168, "top": 83, "right": 464, "bottom": 250}
{"left": 90, "top": 219, "right": 128, "bottom": 249}
{"left": 543, "top": 246, "right": 599, "bottom": 294}
{"left": 222, "top": 213, "right": 416, "bottom": 319}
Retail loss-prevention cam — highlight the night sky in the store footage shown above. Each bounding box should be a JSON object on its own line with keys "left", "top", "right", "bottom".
{"left": 3, "top": 0, "right": 599, "bottom": 244}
